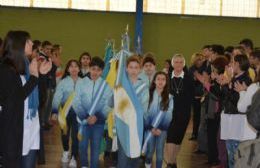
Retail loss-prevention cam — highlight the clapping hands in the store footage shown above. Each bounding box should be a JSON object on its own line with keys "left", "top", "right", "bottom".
{"left": 234, "top": 81, "right": 247, "bottom": 92}
{"left": 29, "top": 58, "right": 52, "bottom": 77}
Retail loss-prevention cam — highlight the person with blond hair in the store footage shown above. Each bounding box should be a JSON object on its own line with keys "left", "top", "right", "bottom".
{"left": 188, "top": 53, "right": 205, "bottom": 140}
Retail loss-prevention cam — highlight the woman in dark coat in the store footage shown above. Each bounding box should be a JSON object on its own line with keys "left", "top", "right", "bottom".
{"left": 166, "top": 54, "right": 194, "bottom": 168}
{"left": 0, "top": 31, "right": 51, "bottom": 168}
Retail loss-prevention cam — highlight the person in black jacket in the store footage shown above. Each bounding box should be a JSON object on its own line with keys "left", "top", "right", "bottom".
{"left": 195, "top": 56, "right": 230, "bottom": 166}
{"left": 166, "top": 54, "right": 194, "bottom": 168}
{"left": 219, "top": 54, "right": 252, "bottom": 168}
{"left": 0, "top": 31, "right": 51, "bottom": 168}
{"left": 188, "top": 53, "right": 205, "bottom": 140}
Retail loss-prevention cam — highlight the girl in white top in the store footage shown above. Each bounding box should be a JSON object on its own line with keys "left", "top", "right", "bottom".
{"left": 234, "top": 69, "right": 260, "bottom": 139}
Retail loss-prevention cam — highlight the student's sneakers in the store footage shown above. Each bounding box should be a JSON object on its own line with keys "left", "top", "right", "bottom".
{"left": 69, "top": 156, "right": 77, "bottom": 167}
{"left": 61, "top": 151, "right": 70, "bottom": 163}
{"left": 145, "top": 163, "right": 151, "bottom": 168}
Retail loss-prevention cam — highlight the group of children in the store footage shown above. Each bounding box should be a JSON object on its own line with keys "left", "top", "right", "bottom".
{"left": 51, "top": 53, "right": 173, "bottom": 168}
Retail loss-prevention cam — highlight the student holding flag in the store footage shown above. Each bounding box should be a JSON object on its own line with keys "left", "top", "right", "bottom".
{"left": 144, "top": 71, "right": 173, "bottom": 168}
{"left": 51, "top": 60, "right": 82, "bottom": 167}
{"left": 75, "top": 56, "right": 113, "bottom": 168}
{"left": 115, "top": 55, "right": 149, "bottom": 168}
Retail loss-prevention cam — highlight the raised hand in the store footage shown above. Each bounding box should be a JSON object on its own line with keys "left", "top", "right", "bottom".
{"left": 39, "top": 59, "right": 52, "bottom": 75}
{"left": 234, "top": 81, "right": 247, "bottom": 92}
{"left": 216, "top": 74, "right": 230, "bottom": 86}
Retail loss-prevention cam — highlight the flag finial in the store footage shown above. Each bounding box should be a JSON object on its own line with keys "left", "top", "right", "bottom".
{"left": 126, "top": 24, "right": 129, "bottom": 34}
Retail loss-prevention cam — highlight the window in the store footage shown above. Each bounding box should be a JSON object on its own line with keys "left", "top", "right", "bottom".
{"left": 222, "top": 0, "right": 258, "bottom": 18}
{"left": 109, "top": 0, "right": 136, "bottom": 12}
{"left": 145, "top": 0, "right": 182, "bottom": 14}
{"left": 33, "top": 0, "right": 68, "bottom": 9}
{"left": 145, "top": 0, "right": 259, "bottom": 18}
{"left": 71, "top": 0, "right": 106, "bottom": 11}
{"left": 0, "top": 0, "right": 31, "bottom": 7}
{"left": 1, "top": 0, "right": 259, "bottom": 18}
{"left": 184, "top": 0, "right": 220, "bottom": 16}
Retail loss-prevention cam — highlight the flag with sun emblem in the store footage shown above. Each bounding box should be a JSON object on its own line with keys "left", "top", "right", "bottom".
{"left": 114, "top": 50, "right": 144, "bottom": 158}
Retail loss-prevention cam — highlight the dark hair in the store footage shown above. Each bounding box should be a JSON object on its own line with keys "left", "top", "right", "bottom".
{"left": 234, "top": 54, "right": 250, "bottom": 72}
{"left": 51, "top": 44, "right": 61, "bottom": 53}
{"left": 211, "top": 56, "right": 229, "bottom": 74}
{"left": 225, "top": 46, "right": 234, "bottom": 54}
{"left": 1, "top": 30, "right": 31, "bottom": 74}
{"left": 239, "top": 38, "right": 254, "bottom": 50}
{"left": 210, "top": 44, "right": 224, "bottom": 55}
{"left": 41, "top": 40, "right": 52, "bottom": 48}
{"left": 165, "top": 59, "right": 171, "bottom": 65}
{"left": 142, "top": 53, "right": 156, "bottom": 66}
{"left": 79, "top": 52, "right": 91, "bottom": 61}
{"left": 62, "top": 59, "right": 80, "bottom": 79}
{"left": 149, "top": 71, "right": 170, "bottom": 111}
{"left": 202, "top": 45, "right": 211, "bottom": 49}
{"left": 32, "top": 40, "right": 41, "bottom": 51}
{"left": 126, "top": 55, "right": 141, "bottom": 66}
{"left": 251, "top": 49, "right": 260, "bottom": 60}
{"left": 33, "top": 40, "right": 41, "bottom": 47}
{"left": 224, "top": 53, "right": 231, "bottom": 63}
{"left": 90, "top": 56, "right": 104, "bottom": 69}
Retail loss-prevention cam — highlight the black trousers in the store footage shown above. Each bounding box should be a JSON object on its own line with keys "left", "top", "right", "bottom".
{"left": 207, "top": 117, "right": 220, "bottom": 163}
{"left": 61, "top": 110, "right": 78, "bottom": 157}
{"left": 37, "top": 105, "right": 45, "bottom": 164}
{"left": 192, "top": 98, "right": 201, "bottom": 137}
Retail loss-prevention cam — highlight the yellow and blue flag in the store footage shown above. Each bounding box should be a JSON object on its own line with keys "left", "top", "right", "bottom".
{"left": 58, "top": 92, "right": 75, "bottom": 134}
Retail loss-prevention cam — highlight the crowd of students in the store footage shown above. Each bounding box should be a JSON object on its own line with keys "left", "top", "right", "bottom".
{"left": 0, "top": 30, "right": 260, "bottom": 168}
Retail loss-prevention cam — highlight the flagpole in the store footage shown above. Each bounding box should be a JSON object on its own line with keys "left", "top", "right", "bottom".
{"left": 135, "top": 0, "right": 143, "bottom": 55}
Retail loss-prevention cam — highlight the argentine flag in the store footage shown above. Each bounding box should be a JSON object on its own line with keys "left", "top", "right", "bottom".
{"left": 114, "top": 50, "right": 144, "bottom": 158}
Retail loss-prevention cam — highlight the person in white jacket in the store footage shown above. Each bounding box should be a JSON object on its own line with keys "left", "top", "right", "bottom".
{"left": 235, "top": 67, "right": 259, "bottom": 129}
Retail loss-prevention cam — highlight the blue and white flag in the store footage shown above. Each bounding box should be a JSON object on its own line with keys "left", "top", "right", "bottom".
{"left": 114, "top": 50, "right": 144, "bottom": 158}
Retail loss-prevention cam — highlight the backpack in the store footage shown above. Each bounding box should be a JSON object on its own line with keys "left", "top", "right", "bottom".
{"left": 235, "top": 89, "right": 260, "bottom": 168}
{"left": 235, "top": 137, "right": 260, "bottom": 168}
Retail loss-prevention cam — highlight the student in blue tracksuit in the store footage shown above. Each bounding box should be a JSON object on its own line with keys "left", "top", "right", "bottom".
{"left": 51, "top": 59, "right": 82, "bottom": 167}
{"left": 144, "top": 71, "right": 173, "bottom": 168}
{"left": 139, "top": 53, "right": 157, "bottom": 87}
{"left": 74, "top": 56, "right": 113, "bottom": 168}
